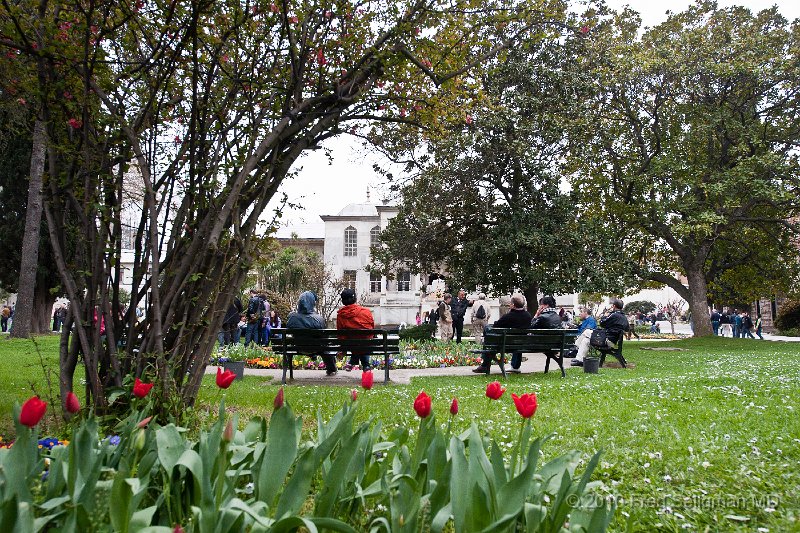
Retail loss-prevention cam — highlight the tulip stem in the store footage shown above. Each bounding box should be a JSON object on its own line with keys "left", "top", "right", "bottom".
{"left": 510, "top": 417, "right": 526, "bottom": 477}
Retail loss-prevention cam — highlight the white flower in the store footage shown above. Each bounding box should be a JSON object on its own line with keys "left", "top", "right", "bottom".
{"left": 663, "top": 475, "right": 672, "bottom": 482}
{"left": 701, "top": 461, "right": 711, "bottom": 469}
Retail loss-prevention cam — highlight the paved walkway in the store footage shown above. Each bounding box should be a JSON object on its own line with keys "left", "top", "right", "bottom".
{"left": 207, "top": 352, "right": 558, "bottom": 385}
{"left": 207, "top": 321, "right": 799, "bottom": 386}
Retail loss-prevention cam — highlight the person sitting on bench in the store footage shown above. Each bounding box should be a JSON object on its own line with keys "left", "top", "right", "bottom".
{"left": 594, "top": 298, "right": 629, "bottom": 354}
{"left": 472, "top": 293, "right": 532, "bottom": 374}
{"left": 336, "top": 288, "right": 375, "bottom": 371}
{"left": 286, "top": 291, "right": 338, "bottom": 376}
{"left": 570, "top": 307, "right": 598, "bottom": 367}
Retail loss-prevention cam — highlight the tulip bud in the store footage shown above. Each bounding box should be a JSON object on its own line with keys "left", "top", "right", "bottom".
{"left": 65, "top": 391, "right": 80, "bottom": 414}
{"left": 350, "top": 389, "right": 358, "bottom": 402}
{"left": 134, "top": 428, "right": 146, "bottom": 451}
{"left": 223, "top": 419, "right": 234, "bottom": 442}
{"left": 274, "top": 387, "right": 284, "bottom": 410}
{"left": 450, "top": 397, "right": 458, "bottom": 416}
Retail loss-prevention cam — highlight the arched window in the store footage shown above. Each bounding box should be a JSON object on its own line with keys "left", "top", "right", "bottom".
{"left": 370, "top": 226, "right": 381, "bottom": 248}
{"left": 343, "top": 226, "right": 357, "bottom": 256}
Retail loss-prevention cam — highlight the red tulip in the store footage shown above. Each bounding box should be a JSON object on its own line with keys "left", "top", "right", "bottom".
{"left": 512, "top": 392, "right": 538, "bottom": 419}
{"left": 361, "top": 370, "right": 374, "bottom": 390}
{"left": 413, "top": 391, "right": 432, "bottom": 418}
{"left": 450, "top": 397, "right": 459, "bottom": 416}
{"left": 350, "top": 389, "right": 358, "bottom": 402}
{"left": 133, "top": 378, "right": 154, "bottom": 398}
{"left": 64, "top": 391, "right": 80, "bottom": 414}
{"left": 485, "top": 381, "right": 506, "bottom": 400}
{"left": 274, "top": 387, "right": 284, "bottom": 410}
{"left": 19, "top": 396, "right": 47, "bottom": 428}
{"left": 216, "top": 367, "right": 236, "bottom": 389}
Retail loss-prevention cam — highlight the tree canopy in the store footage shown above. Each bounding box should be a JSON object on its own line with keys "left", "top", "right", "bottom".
{"left": 569, "top": 2, "right": 800, "bottom": 335}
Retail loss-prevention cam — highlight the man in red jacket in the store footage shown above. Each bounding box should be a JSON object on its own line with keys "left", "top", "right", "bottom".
{"left": 337, "top": 288, "right": 375, "bottom": 371}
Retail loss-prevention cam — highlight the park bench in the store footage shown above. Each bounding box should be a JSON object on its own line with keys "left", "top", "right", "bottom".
{"left": 590, "top": 336, "right": 627, "bottom": 368}
{"left": 472, "top": 328, "right": 579, "bottom": 378}
{"left": 270, "top": 328, "right": 400, "bottom": 385}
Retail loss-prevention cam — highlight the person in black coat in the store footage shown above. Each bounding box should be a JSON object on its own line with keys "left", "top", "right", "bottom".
{"left": 450, "top": 289, "right": 471, "bottom": 343}
{"left": 598, "top": 299, "right": 629, "bottom": 348}
{"left": 222, "top": 295, "right": 243, "bottom": 345}
{"left": 472, "top": 293, "right": 532, "bottom": 374}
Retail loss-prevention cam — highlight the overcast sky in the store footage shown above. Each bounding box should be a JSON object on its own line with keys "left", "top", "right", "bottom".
{"left": 273, "top": 1, "right": 800, "bottom": 238}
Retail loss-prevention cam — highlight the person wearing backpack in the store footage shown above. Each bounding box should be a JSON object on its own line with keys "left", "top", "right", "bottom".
{"left": 244, "top": 289, "right": 265, "bottom": 347}
{"left": 470, "top": 293, "right": 490, "bottom": 343}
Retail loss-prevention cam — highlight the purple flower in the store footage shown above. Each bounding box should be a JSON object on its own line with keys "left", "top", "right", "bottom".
{"left": 108, "top": 435, "right": 121, "bottom": 446}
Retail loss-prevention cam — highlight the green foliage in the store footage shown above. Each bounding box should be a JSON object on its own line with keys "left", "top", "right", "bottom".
{"left": 374, "top": 33, "right": 637, "bottom": 297}
{"left": 398, "top": 323, "right": 435, "bottom": 341}
{"left": 0, "top": 399, "right": 613, "bottom": 531}
{"left": 570, "top": 3, "right": 800, "bottom": 334}
{"left": 623, "top": 300, "right": 657, "bottom": 315}
{"left": 775, "top": 300, "right": 800, "bottom": 333}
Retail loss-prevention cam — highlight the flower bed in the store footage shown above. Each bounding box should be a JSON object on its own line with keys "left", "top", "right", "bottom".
{"left": 211, "top": 340, "right": 484, "bottom": 370}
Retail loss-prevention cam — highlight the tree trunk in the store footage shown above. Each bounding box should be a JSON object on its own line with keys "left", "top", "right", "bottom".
{"left": 523, "top": 282, "right": 539, "bottom": 314}
{"left": 31, "top": 282, "right": 55, "bottom": 334}
{"left": 685, "top": 266, "right": 713, "bottom": 337}
{"left": 10, "top": 119, "right": 46, "bottom": 339}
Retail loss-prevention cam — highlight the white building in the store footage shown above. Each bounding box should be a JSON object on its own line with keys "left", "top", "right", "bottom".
{"left": 320, "top": 201, "right": 425, "bottom": 325}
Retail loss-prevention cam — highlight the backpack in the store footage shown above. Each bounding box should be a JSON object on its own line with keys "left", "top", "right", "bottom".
{"left": 475, "top": 305, "right": 486, "bottom": 319}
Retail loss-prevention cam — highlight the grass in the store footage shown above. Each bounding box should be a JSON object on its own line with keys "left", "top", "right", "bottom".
{"left": 2, "top": 334, "right": 799, "bottom": 531}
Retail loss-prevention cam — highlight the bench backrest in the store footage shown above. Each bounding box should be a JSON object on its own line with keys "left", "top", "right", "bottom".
{"left": 483, "top": 328, "right": 578, "bottom": 351}
{"left": 271, "top": 328, "right": 401, "bottom": 354}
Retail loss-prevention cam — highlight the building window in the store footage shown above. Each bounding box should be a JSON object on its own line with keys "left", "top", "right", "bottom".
{"left": 343, "top": 270, "right": 357, "bottom": 290}
{"left": 370, "top": 226, "right": 381, "bottom": 248}
{"left": 369, "top": 271, "right": 382, "bottom": 293}
{"left": 343, "top": 226, "right": 357, "bottom": 256}
{"left": 397, "top": 270, "right": 411, "bottom": 292}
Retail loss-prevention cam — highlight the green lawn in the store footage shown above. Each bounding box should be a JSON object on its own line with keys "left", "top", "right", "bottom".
{"left": 2, "top": 334, "right": 799, "bottom": 531}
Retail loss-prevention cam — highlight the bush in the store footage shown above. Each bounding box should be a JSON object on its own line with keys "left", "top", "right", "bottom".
{"left": 398, "top": 323, "right": 436, "bottom": 340}
{"left": 623, "top": 300, "right": 657, "bottom": 315}
{"left": 775, "top": 300, "right": 800, "bottom": 332}
{"left": 1, "top": 396, "right": 615, "bottom": 532}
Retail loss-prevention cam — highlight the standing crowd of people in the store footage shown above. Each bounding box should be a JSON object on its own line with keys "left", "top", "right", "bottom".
{"left": 709, "top": 309, "right": 763, "bottom": 339}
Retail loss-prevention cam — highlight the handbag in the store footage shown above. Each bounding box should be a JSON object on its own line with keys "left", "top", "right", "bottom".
{"left": 589, "top": 328, "right": 608, "bottom": 349}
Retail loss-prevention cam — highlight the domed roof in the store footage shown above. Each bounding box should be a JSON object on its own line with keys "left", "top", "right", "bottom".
{"left": 336, "top": 202, "right": 378, "bottom": 217}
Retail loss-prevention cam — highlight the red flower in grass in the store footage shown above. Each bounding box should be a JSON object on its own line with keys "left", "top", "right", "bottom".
{"left": 65, "top": 391, "right": 80, "bottom": 414}
{"left": 133, "top": 378, "right": 154, "bottom": 398}
{"left": 20, "top": 396, "right": 47, "bottom": 428}
{"left": 361, "top": 370, "right": 374, "bottom": 390}
{"left": 450, "top": 397, "right": 459, "bottom": 416}
{"left": 350, "top": 389, "right": 358, "bottom": 402}
{"left": 67, "top": 118, "right": 82, "bottom": 129}
{"left": 216, "top": 367, "right": 236, "bottom": 389}
{"left": 512, "top": 392, "right": 538, "bottom": 419}
{"left": 413, "top": 391, "right": 432, "bottom": 418}
{"left": 485, "top": 381, "right": 506, "bottom": 400}
{"left": 274, "top": 387, "right": 284, "bottom": 410}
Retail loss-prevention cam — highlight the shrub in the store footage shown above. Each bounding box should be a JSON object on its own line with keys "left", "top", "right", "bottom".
{"left": 398, "top": 323, "right": 436, "bottom": 340}
{"left": 775, "top": 300, "right": 800, "bottom": 332}
{"left": 623, "top": 300, "right": 657, "bottom": 315}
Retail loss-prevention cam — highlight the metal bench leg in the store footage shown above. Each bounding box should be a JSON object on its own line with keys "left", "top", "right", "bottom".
{"left": 616, "top": 349, "right": 627, "bottom": 368}
{"left": 384, "top": 353, "right": 389, "bottom": 383}
{"left": 497, "top": 354, "right": 507, "bottom": 379}
{"left": 544, "top": 353, "right": 551, "bottom": 374}
{"left": 282, "top": 353, "right": 289, "bottom": 385}
{"left": 555, "top": 352, "right": 566, "bottom": 378}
